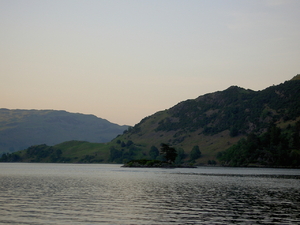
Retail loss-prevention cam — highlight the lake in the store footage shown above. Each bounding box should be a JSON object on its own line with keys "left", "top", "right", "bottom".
{"left": 0, "top": 163, "right": 300, "bottom": 224}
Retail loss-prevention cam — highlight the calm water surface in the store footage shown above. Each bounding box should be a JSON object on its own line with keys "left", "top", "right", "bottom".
{"left": 0, "top": 163, "right": 300, "bottom": 224}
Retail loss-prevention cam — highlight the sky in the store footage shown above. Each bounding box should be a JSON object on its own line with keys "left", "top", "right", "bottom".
{"left": 1, "top": 0, "right": 300, "bottom": 126}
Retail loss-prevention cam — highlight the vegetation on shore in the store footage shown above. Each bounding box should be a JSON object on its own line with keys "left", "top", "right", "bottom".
{"left": 0, "top": 141, "right": 109, "bottom": 163}
{"left": 122, "top": 143, "right": 196, "bottom": 168}
{"left": 218, "top": 121, "right": 300, "bottom": 167}
{"left": 122, "top": 159, "right": 196, "bottom": 168}
{"left": 0, "top": 141, "right": 204, "bottom": 165}
{"left": 113, "top": 76, "right": 300, "bottom": 166}
{"left": 1, "top": 75, "right": 300, "bottom": 168}
{"left": 0, "top": 109, "right": 128, "bottom": 154}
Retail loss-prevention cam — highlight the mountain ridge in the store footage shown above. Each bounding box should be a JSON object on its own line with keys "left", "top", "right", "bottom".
{"left": 2, "top": 75, "right": 300, "bottom": 166}
{"left": 0, "top": 109, "right": 128, "bottom": 154}
{"left": 110, "top": 75, "right": 300, "bottom": 164}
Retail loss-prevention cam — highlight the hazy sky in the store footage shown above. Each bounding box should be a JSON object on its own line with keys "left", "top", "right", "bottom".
{"left": 1, "top": 0, "right": 299, "bottom": 125}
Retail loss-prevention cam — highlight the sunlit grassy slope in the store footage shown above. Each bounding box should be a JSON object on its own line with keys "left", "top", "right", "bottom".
{"left": 7, "top": 75, "right": 300, "bottom": 165}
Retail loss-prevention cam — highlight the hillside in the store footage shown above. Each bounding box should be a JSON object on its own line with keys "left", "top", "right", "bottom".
{"left": 107, "top": 76, "right": 299, "bottom": 164}
{"left": 2, "top": 75, "right": 300, "bottom": 166}
{"left": 0, "top": 109, "right": 128, "bottom": 154}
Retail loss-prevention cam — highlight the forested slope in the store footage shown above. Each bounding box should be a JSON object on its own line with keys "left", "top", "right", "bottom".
{"left": 2, "top": 75, "right": 300, "bottom": 167}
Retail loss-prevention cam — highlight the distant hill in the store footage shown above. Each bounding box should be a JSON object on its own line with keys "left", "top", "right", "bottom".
{"left": 2, "top": 75, "right": 300, "bottom": 167}
{"left": 0, "top": 109, "right": 128, "bottom": 154}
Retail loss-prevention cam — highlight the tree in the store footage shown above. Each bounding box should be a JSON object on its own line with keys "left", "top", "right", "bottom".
{"left": 121, "top": 141, "right": 126, "bottom": 147}
{"left": 175, "top": 148, "right": 186, "bottom": 164}
{"left": 126, "top": 140, "right": 133, "bottom": 147}
{"left": 230, "top": 126, "right": 239, "bottom": 137}
{"left": 149, "top": 146, "right": 159, "bottom": 159}
{"left": 109, "top": 147, "right": 123, "bottom": 162}
{"left": 190, "top": 145, "right": 201, "bottom": 160}
{"left": 208, "top": 160, "right": 216, "bottom": 165}
{"left": 55, "top": 149, "right": 62, "bottom": 158}
{"left": 160, "top": 143, "right": 177, "bottom": 163}
{"left": 0, "top": 153, "right": 8, "bottom": 162}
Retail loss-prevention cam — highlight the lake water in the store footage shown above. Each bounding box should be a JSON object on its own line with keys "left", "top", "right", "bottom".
{"left": 1, "top": 163, "right": 300, "bottom": 224}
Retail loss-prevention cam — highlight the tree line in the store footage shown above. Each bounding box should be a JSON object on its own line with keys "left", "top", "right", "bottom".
{"left": 109, "top": 140, "right": 203, "bottom": 164}
{"left": 217, "top": 121, "right": 300, "bottom": 167}
{"left": 0, "top": 144, "right": 69, "bottom": 163}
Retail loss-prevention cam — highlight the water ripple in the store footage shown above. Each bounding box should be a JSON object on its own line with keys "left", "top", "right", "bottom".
{"left": 0, "top": 164, "right": 300, "bottom": 224}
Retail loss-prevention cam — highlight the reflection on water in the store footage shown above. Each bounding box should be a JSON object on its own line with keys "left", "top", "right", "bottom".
{"left": 0, "top": 164, "right": 300, "bottom": 224}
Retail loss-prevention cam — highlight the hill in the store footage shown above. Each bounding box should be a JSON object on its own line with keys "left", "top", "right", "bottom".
{"left": 2, "top": 75, "right": 300, "bottom": 166}
{"left": 0, "top": 109, "right": 128, "bottom": 154}
{"left": 107, "top": 75, "right": 300, "bottom": 164}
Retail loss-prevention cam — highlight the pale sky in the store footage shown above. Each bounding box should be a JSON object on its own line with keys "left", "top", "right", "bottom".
{"left": 1, "top": 0, "right": 299, "bottom": 126}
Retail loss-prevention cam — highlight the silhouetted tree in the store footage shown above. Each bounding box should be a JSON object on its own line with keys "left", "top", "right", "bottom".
{"left": 160, "top": 143, "right": 177, "bottom": 163}
{"left": 149, "top": 146, "right": 159, "bottom": 159}
{"left": 190, "top": 145, "right": 201, "bottom": 160}
{"left": 175, "top": 148, "right": 186, "bottom": 164}
{"left": 109, "top": 147, "right": 123, "bottom": 162}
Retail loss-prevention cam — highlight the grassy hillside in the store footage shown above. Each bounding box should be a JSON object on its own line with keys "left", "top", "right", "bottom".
{"left": 0, "top": 109, "right": 128, "bottom": 154}
{"left": 108, "top": 78, "right": 300, "bottom": 163}
{"left": 108, "top": 76, "right": 300, "bottom": 165}
{"left": 2, "top": 75, "right": 300, "bottom": 166}
{"left": 1, "top": 141, "right": 111, "bottom": 163}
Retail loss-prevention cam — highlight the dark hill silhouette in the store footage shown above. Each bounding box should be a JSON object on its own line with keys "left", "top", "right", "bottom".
{"left": 0, "top": 109, "right": 128, "bottom": 154}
